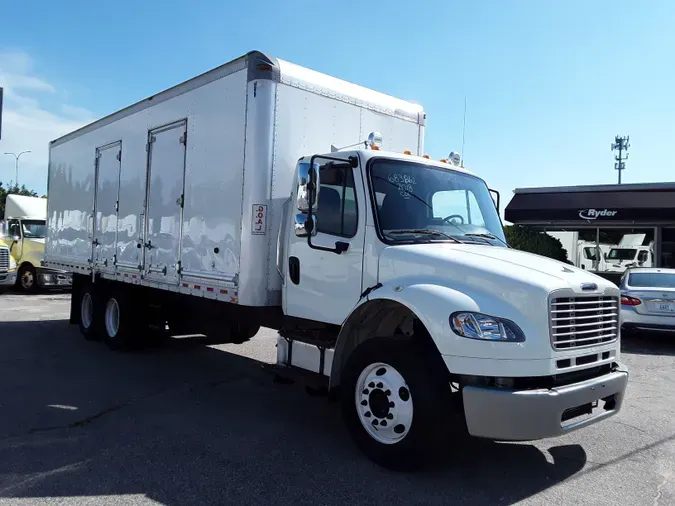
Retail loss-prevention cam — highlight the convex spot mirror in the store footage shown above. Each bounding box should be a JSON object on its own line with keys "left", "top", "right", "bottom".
{"left": 296, "top": 162, "right": 320, "bottom": 213}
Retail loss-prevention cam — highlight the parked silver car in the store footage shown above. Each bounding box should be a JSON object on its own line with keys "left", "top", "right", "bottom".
{"left": 620, "top": 267, "right": 675, "bottom": 334}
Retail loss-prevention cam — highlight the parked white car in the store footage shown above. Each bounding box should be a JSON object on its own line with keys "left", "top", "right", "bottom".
{"left": 620, "top": 267, "right": 675, "bottom": 334}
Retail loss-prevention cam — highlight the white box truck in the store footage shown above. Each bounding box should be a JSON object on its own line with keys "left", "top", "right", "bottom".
{"left": 546, "top": 231, "right": 608, "bottom": 271}
{"left": 45, "top": 51, "right": 628, "bottom": 470}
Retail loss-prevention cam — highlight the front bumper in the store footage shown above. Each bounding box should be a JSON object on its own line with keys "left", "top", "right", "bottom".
{"left": 37, "top": 268, "right": 72, "bottom": 287}
{"left": 462, "top": 365, "right": 628, "bottom": 441}
{"left": 0, "top": 272, "right": 17, "bottom": 286}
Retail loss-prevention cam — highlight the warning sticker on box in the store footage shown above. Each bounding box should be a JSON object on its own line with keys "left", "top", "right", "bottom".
{"left": 252, "top": 204, "right": 267, "bottom": 235}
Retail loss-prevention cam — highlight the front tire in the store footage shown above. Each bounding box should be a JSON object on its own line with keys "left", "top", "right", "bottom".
{"left": 341, "top": 337, "right": 453, "bottom": 471}
{"left": 17, "top": 264, "right": 38, "bottom": 293}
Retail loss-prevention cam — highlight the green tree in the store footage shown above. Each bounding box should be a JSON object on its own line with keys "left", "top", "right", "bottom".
{"left": 504, "top": 225, "right": 570, "bottom": 263}
{"left": 0, "top": 181, "right": 41, "bottom": 219}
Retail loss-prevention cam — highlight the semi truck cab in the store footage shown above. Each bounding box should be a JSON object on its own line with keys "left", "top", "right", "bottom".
{"left": 2, "top": 195, "right": 72, "bottom": 291}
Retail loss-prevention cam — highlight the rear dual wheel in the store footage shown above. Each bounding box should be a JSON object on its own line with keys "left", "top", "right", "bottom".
{"left": 78, "top": 285, "right": 140, "bottom": 350}
{"left": 102, "top": 294, "right": 136, "bottom": 350}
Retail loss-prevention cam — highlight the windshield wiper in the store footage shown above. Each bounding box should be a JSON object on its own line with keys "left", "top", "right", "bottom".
{"left": 463, "top": 233, "right": 509, "bottom": 247}
{"left": 386, "top": 229, "right": 461, "bottom": 243}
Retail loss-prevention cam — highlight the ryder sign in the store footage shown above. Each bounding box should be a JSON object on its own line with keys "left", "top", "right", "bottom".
{"left": 579, "top": 208, "right": 618, "bottom": 220}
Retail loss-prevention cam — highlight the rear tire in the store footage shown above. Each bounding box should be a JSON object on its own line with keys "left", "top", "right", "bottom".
{"left": 341, "top": 337, "right": 454, "bottom": 471}
{"left": 102, "top": 291, "right": 139, "bottom": 351}
{"left": 78, "top": 285, "right": 102, "bottom": 341}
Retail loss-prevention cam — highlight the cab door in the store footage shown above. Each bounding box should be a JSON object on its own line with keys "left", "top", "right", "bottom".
{"left": 283, "top": 156, "right": 366, "bottom": 324}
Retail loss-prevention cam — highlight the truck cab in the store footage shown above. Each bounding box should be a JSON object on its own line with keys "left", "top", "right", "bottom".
{"left": 2, "top": 195, "right": 72, "bottom": 291}
{"left": 275, "top": 136, "right": 627, "bottom": 468}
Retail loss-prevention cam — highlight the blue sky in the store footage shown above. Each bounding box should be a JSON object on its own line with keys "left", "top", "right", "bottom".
{"left": 1, "top": 0, "right": 673, "bottom": 215}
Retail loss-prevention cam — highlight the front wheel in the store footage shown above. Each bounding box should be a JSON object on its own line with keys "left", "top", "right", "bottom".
{"left": 17, "top": 264, "right": 38, "bottom": 292}
{"left": 341, "top": 338, "right": 454, "bottom": 471}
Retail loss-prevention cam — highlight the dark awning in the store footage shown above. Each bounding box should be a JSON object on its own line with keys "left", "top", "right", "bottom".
{"left": 505, "top": 183, "right": 675, "bottom": 224}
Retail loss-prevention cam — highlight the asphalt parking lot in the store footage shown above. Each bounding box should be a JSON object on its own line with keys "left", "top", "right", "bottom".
{"left": 0, "top": 291, "right": 674, "bottom": 505}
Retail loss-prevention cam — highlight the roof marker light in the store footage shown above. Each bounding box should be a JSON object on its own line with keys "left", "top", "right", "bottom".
{"left": 403, "top": 150, "right": 412, "bottom": 155}
{"left": 422, "top": 155, "right": 430, "bottom": 159}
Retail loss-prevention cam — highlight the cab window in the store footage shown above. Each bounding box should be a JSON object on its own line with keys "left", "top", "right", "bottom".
{"left": 315, "top": 165, "right": 358, "bottom": 238}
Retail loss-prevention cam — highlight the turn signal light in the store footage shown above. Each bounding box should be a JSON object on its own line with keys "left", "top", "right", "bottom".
{"left": 621, "top": 295, "right": 641, "bottom": 306}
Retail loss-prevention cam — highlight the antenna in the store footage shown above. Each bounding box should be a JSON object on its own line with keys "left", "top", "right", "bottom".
{"left": 460, "top": 97, "right": 467, "bottom": 167}
{"left": 611, "top": 135, "right": 630, "bottom": 184}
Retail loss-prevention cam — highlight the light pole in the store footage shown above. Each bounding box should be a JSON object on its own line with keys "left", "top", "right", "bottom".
{"left": 4, "top": 150, "right": 31, "bottom": 187}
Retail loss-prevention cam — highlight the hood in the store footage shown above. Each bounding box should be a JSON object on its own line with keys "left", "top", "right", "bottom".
{"left": 378, "top": 243, "right": 617, "bottom": 296}
{"left": 377, "top": 243, "right": 620, "bottom": 363}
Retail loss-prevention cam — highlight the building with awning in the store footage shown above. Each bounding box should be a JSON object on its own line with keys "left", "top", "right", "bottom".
{"left": 505, "top": 182, "right": 675, "bottom": 282}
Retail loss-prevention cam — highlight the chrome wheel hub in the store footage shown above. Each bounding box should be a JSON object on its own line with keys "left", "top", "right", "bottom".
{"left": 355, "top": 362, "right": 413, "bottom": 444}
{"left": 104, "top": 298, "right": 120, "bottom": 338}
{"left": 81, "top": 293, "right": 93, "bottom": 329}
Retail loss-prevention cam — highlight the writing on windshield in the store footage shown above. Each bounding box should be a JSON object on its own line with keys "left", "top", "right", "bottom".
{"left": 370, "top": 160, "right": 505, "bottom": 245}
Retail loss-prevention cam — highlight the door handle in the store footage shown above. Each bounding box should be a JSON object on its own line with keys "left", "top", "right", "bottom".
{"left": 289, "top": 256, "right": 300, "bottom": 285}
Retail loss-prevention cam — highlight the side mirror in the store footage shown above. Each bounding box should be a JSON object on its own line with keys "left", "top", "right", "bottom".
{"left": 11, "top": 235, "right": 20, "bottom": 243}
{"left": 294, "top": 214, "right": 318, "bottom": 237}
{"left": 489, "top": 188, "right": 500, "bottom": 212}
{"left": 297, "top": 162, "right": 320, "bottom": 212}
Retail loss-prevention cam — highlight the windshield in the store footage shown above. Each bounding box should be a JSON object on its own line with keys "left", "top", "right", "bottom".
{"left": 583, "top": 247, "right": 599, "bottom": 260}
{"left": 21, "top": 220, "right": 47, "bottom": 239}
{"left": 628, "top": 272, "right": 675, "bottom": 288}
{"left": 369, "top": 159, "right": 506, "bottom": 245}
{"left": 608, "top": 248, "right": 636, "bottom": 261}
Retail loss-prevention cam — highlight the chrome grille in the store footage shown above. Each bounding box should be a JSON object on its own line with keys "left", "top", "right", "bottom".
{"left": 0, "top": 248, "right": 9, "bottom": 273}
{"left": 550, "top": 295, "right": 619, "bottom": 350}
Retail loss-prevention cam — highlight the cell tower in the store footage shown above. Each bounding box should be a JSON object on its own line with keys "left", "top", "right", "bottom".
{"left": 611, "top": 135, "right": 630, "bottom": 184}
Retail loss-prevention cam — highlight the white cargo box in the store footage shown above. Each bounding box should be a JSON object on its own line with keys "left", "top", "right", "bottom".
{"left": 45, "top": 51, "right": 425, "bottom": 307}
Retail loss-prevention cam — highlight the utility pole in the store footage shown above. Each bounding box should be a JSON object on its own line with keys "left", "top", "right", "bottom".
{"left": 611, "top": 135, "right": 629, "bottom": 184}
{"left": 4, "top": 150, "right": 31, "bottom": 187}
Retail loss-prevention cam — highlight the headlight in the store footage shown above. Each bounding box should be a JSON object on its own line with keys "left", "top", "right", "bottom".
{"left": 450, "top": 312, "right": 525, "bottom": 342}
{"left": 9, "top": 256, "right": 16, "bottom": 269}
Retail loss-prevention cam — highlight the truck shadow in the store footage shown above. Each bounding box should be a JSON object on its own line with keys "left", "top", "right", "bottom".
{"left": 621, "top": 332, "right": 675, "bottom": 357}
{"left": 0, "top": 318, "right": 586, "bottom": 505}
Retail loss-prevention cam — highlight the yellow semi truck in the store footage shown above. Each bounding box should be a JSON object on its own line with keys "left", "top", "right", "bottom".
{"left": 1, "top": 194, "right": 71, "bottom": 291}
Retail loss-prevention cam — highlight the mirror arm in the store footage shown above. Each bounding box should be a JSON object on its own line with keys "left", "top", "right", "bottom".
{"left": 305, "top": 154, "right": 358, "bottom": 255}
